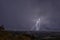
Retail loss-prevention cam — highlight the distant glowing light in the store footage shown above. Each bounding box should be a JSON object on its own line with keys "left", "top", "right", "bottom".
{"left": 36, "top": 18, "right": 40, "bottom": 31}
{"left": 31, "top": 15, "right": 50, "bottom": 31}
{"left": 31, "top": 18, "right": 40, "bottom": 31}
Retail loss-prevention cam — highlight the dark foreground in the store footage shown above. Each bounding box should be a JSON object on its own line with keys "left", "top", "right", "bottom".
{"left": 0, "top": 31, "right": 60, "bottom": 40}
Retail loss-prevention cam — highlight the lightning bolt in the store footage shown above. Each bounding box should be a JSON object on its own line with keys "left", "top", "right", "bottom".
{"left": 31, "top": 18, "right": 40, "bottom": 31}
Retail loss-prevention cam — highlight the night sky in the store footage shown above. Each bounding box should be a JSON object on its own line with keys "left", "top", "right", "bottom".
{"left": 0, "top": 0, "right": 60, "bottom": 31}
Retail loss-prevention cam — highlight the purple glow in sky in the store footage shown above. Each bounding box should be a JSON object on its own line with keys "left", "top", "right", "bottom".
{"left": 0, "top": 0, "right": 60, "bottom": 31}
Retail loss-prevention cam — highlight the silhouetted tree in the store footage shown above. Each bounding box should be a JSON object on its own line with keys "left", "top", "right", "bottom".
{"left": 0, "top": 25, "right": 5, "bottom": 31}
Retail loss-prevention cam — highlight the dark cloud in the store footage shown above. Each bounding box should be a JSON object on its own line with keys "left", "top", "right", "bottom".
{"left": 0, "top": 0, "right": 60, "bottom": 31}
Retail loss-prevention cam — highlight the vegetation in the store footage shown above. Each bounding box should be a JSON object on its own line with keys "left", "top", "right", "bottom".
{"left": 0, "top": 25, "right": 60, "bottom": 40}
